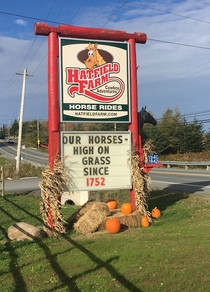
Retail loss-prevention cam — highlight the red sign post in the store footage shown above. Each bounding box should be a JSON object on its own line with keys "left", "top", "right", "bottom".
{"left": 34, "top": 22, "right": 147, "bottom": 210}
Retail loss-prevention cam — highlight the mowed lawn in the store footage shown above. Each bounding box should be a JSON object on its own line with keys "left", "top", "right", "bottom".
{"left": 0, "top": 189, "right": 210, "bottom": 292}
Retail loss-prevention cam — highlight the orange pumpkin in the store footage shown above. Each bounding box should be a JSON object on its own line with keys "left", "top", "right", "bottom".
{"left": 151, "top": 207, "right": 161, "bottom": 219}
{"left": 106, "top": 218, "right": 121, "bottom": 234}
{"left": 106, "top": 199, "right": 117, "bottom": 210}
{"left": 120, "top": 203, "right": 132, "bottom": 215}
{"left": 141, "top": 215, "right": 150, "bottom": 228}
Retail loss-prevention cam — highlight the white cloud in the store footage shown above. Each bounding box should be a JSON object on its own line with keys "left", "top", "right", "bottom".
{"left": 0, "top": 34, "right": 47, "bottom": 123}
{"left": 15, "top": 19, "right": 27, "bottom": 26}
{"left": 1, "top": 0, "right": 210, "bottom": 130}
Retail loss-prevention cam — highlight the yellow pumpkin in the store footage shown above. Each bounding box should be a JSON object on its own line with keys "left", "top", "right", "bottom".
{"left": 151, "top": 207, "right": 161, "bottom": 219}
{"left": 120, "top": 203, "right": 132, "bottom": 215}
{"left": 106, "top": 218, "right": 121, "bottom": 234}
{"left": 106, "top": 199, "right": 117, "bottom": 210}
{"left": 141, "top": 215, "right": 149, "bottom": 228}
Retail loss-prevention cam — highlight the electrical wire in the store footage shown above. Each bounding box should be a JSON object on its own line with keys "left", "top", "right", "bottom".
{"left": 101, "top": 0, "right": 129, "bottom": 28}
{"left": 1, "top": 2, "right": 210, "bottom": 126}
{"left": 148, "top": 38, "right": 210, "bottom": 50}
{"left": 128, "top": 1, "right": 210, "bottom": 25}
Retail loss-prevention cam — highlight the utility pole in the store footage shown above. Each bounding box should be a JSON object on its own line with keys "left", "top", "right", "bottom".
{"left": 16, "top": 68, "right": 33, "bottom": 173}
{"left": 37, "top": 118, "right": 40, "bottom": 150}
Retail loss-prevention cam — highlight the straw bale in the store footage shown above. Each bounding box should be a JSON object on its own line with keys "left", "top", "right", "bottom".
{"left": 74, "top": 202, "right": 110, "bottom": 234}
{"left": 78, "top": 201, "right": 96, "bottom": 216}
{"left": 66, "top": 201, "right": 97, "bottom": 229}
{"left": 99, "top": 211, "right": 142, "bottom": 230}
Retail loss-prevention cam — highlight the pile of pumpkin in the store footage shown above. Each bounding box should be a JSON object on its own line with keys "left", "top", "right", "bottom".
{"left": 105, "top": 199, "right": 161, "bottom": 234}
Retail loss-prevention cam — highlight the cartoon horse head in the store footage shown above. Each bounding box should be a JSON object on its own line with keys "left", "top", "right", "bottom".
{"left": 84, "top": 43, "right": 106, "bottom": 69}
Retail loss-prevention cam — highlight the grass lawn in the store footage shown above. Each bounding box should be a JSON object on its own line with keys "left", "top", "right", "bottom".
{"left": 0, "top": 157, "right": 11, "bottom": 165}
{"left": 0, "top": 190, "right": 210, "bottom": 292}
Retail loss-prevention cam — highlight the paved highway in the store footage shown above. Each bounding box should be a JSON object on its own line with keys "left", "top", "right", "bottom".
{"left": 1, "top": 167, "right": 210, "bottom": 197}
{"left": 0, "top": 139, "right": 48, "bottom": 166}
{"left": 150, "top": 167, "right": 210, "bottom": 196}
{"left": 4, "top": 177, "right": 42, "bottom": 195}
{"left": 1, "top": 140, "right": 210, "bottom": 196}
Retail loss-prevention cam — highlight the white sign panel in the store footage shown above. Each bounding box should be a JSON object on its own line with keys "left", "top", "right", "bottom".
{"left": 61, "top": 131, "right": 132, "bottom": 191}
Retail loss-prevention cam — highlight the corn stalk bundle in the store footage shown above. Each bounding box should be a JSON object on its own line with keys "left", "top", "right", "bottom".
{"left": 143, "top": 139, "right": 156, "bottom": 164}
{"left": 39, "top": 158, "right": 74, "bottom": 236}
{"left": 131, "top": 146, "right": 150, "bottom": 217}
{"left": 131, "top": 140, "right": 155, "bottom": 220}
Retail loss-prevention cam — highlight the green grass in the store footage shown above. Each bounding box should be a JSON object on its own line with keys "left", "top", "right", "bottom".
{"left": 1, "top": 190, "right": 210, "bottom": 291}
{"left": 0, "top": 157, "right": 11, "bottom": 165}
{"left": 0, "top": 159, "right": 43, "bottom": 179}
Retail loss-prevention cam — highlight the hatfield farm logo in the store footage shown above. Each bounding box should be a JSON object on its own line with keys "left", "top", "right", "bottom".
{"left": 60, "top": 38, "right": 130, "bottom": 122}
{"left": 66, "top": 43, "right": 124, "bottom": 102}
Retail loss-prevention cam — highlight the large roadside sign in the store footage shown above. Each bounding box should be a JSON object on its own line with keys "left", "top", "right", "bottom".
{"left": 61, "top": 131, "right": 132, "bottom": 191}
{"left": 59, "top": 38, "right": 130, "bottom": 123}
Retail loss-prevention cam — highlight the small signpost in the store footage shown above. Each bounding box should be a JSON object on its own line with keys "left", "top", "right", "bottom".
{"left": 0, "top": 166, "right": 4, "bottom": 197}
{"left": 61, "top": 131, "right": 132, "bottom": 191}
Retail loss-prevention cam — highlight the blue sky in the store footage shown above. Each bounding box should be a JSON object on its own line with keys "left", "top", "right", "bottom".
{"left": 0, "top": 0, "right": 210, "bottom": 131}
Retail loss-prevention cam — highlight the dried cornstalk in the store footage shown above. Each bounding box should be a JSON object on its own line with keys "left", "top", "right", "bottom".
{"left": 39, "top": 157, "right": 74, "bottom": 236}
{"left": 130, "top": 140, "right": 156, "bottom": 220}
{"left": 143, "top": 139, "right": 156, "bottom": 164}
{"left": 131, "top": 146, "right": 150, "bottom": 218}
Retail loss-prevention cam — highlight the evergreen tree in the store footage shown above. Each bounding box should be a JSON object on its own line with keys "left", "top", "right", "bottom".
{"left": 157, "top": 107, "right": 184, "bottom": 154}
{"left": 184, "top": 119, "right": 205, "bottom": 153}
{"left": 142, "top": 125, "right": 168, "bottom": 155}
{"left": 10, "top": 119, "right": 19, "bottom": 137}
{"left": 141, "top": 107, "right": 205, "bottom": 155}
{"left": 205, "top": 130, "right": 210, "bottom": 151}
{"left": 0, "top": 124, "right": 8, "bottom": 138}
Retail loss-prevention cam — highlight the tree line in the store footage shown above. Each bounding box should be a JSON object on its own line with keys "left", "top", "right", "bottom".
{"left": 1, "top": 107, "right": 210, "bottom": 155}
{"left": 141, "top": 108, "right": 210, "bottom": 155}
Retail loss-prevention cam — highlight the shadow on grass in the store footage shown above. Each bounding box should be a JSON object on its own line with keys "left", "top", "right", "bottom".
{"left": 0, "top": 196, "right": 42, "bottom": 292}
{"left": 61, "top": 235, "right": 143, "bottom": 292}
{"left": 0, "top": 195, "right": 142, "bottom": 292}
{"left": 32, "top": 235, "right": 142, "bottom": 292}
{"left": 149, "top": 179, "right": 210, "bottom": 212}
{"left": 165, "top": 180, "right": 210, "bottom": 196}
{"left": 2, "top": 195, "right": 43, "bottom": 224}
{"left": 0, "top": 225, "right": 28, "bottom": 292}
{"left": 1, "top": 233, "right": 143, "bottom": 292}
{"left": 148, "top": 189, "right": 189, "bottom": 212}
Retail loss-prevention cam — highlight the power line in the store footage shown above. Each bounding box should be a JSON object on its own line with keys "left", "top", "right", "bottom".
{"left": 2, "top": 1, "right": 210, "bottom": 26}
{"left": 1, "top": 3, "right": 210, "bottom": 125}
{"left": 1, "top": 8, "right": 210, "bottom": 74}
{"left": 27, "top": 1, "right": 88, "bottom": 93}
{"left": 148, "top": 38, "right": 210, "bottom": 50}
{"left": 128, "top": 1, "right": 210, "bottom": 25}
{"left": 22, "top": 0, "right": 57, "bottom": 71}
{"left": 0, "top": 10, "right": 60, "bottom": 25}
{"left": 102, "top": 0, "right": 129, "bottom": 28}
{"left": 68, "top": 0, "right": 87, "bottom": 24}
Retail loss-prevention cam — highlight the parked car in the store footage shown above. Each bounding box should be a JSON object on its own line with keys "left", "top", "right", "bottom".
{"left": 7, "top": 138, "right": 15, "bottom": 144}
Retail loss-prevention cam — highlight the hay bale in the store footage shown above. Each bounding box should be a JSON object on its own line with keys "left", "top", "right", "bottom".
{"left": 74, "top": 202, "right": 110, "bottom": 234}
{"left": 99, "top": 211, "right": 142, "bottom": 230}
{"left": 66, "top": 201, "right": 96, "bottom": 229}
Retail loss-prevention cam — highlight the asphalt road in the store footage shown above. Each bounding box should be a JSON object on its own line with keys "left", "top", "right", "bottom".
{"left": 1, "top": 168, "right": 210, "bottom": 197}
{"left": 0, "top": 139, "right": 48, "bottom": 166}
{"left": 150, "top": 167, "right": 210, "bottom": 197}
{"left": 1, "top": 140, "right": 210, "bottom": 196}
{"left": 3, "top": 177, "right": 42, "bottom": 195}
